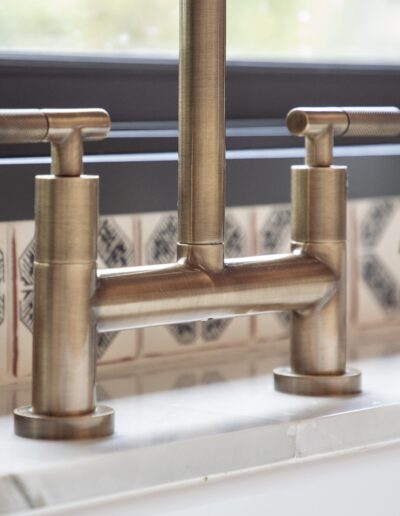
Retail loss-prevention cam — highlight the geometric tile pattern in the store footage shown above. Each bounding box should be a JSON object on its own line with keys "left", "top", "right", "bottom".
{"left": 225, "top": 212, "right": 247, "bottom": 258}
{"left": 359, "top": 200, "right": 398, "bottom": 312}
{"left": 97, "top": 216, "right": 137, "bottom": 361}
{"left": 3, "top": 197, "right": 400, "bottom": 385}
{"left": 145, "top": 214, "right": 177, "bottom": 265}
{"left": 355, "top": 197, "right": 400, "bottom": 328}
{"left": 18, "top": 239, "right": 35, "bottom": 332}
{"left": 361, "top": 254, "right": 398, "bottom": 312}
{"left": 98, "top": 217, "right": 135, "bottom": 268}
{"left": 255, "top": 204, "right": 292, "bottom": 344}
{"left": 260, "top": 207, "right": 291, "bottom": 253}
{"left": 360, "top": 199, "right": 394, "bottom": 247}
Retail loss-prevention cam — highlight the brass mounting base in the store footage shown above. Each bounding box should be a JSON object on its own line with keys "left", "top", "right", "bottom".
{"left": 273, "top": 367, "right": 361, "bottom": 396}
{"left": 14, "top": 405, "right": 114, "bottom": 440}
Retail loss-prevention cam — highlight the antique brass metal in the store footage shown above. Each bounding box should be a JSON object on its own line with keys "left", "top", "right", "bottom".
{"left": 7, "top": 109, "right": 114, "bottom": 439}
{"left": 7, "top": 1, "right": 400, "bottom": 439}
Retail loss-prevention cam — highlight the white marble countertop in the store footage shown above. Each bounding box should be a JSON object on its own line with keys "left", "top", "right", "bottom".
{"left": 1, "top": 346, "right": 400, "bottom": 514}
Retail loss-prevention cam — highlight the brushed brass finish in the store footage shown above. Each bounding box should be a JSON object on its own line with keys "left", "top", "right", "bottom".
{"left": 9, "top": 0, "right": 400, "bottom": 438}
{"left": 11, "top": 110, "right": 113, "bottom": 440}
{"left": 287, "top": 106, "right": 400, "bottom": 167}
{"left": 177, "top": 243, "right": 225, "bottom": 272}
{"left": 0, "top": 109, "right": 48, "bottom": 143}
{"left": 94, "top": 253, "right": 336, "bottom": 333}
{"left": 43, "top": 109, "right": 110, "bottom": 177}
{"left": 0, "top": 108, "right": 109, "bottom": 176}
{"left": 14, "top": 406, "right": 114, "bottom": 440}
{"left": 274, "top": 368, "right": 361, "bottom": 396}
{"left": 291, "top": 166, "right": 346, "bottom": 242}
{"left": 33, "top": 176, "right": 97, "bottom": 415}
{"left": 178, "top": 0, "right": 226, "bottom": 247}
{"left": 287, "top": 106, "right": 400, "bottom": 138}
{"left": 33, "top": 261, "right": 96, "bottom": 415}
{"left": 35, "top": 176, "right": 98, "bottom": 264}
{"left": 275, "top": 108, "right": 366, "bottom": 395}
{"left": 291, "top": 166, "right": 348, "bottom": 375}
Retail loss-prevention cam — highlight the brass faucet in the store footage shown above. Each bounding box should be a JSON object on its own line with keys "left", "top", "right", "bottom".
{"left": 6, "top": 0, "right": 400, "bottom": 439}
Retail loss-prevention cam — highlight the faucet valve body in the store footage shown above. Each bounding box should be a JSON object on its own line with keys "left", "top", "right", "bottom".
{"left": 13, "top": 110, "right": 114, "bottom": 439}
{"left": 274, "top": 164, "right": 361, "bottom": 395}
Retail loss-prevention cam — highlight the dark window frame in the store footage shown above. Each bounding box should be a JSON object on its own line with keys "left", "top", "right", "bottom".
{"left": 1, "top": 54, "right": 400, "bottom": 125}
{"left": 1, "top": 53, "right": 400, "bottom": 220}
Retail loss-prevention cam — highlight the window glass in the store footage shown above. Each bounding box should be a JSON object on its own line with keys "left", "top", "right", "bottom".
{"left": 0, "top": 0, "right": 399, "bottom": 64}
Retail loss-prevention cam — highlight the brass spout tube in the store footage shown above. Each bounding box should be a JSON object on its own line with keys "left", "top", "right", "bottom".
{"left": 94, "top": 254, "right": 336, "bottom": 333}
{"left": 178, "top": 0, "right": 226, "bottom": 267}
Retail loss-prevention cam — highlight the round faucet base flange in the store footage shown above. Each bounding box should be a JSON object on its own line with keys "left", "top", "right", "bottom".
{"left": 273, "top": 367, "right": 361, "bottom": 396}
{"left": 14, "top": 405, "right": 114, "bottom": 440}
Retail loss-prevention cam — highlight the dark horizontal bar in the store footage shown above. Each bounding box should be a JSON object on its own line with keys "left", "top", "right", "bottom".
{"left": 0, "top": 145, "right": 399, "bottom": 221}
{"left": 0, "top": 54, "right": 399, "bottom": 124}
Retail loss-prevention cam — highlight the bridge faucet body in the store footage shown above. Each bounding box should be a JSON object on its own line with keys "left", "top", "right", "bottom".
{"left": 7, "top": 1, "right": 400, "bottom": 439}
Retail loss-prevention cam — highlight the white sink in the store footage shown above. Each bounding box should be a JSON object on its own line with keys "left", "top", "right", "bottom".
{"left": 2, "top": 350, "right": 400, "bottom": 515}
{"left": 20, "top": 441, "right": 400, "bottom": 515}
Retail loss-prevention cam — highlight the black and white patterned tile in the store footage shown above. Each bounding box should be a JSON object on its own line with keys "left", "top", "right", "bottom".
{"left": 354, "top": 197, "right": 400, "bottom": 327}
{"left": 254, "top": 204, "right": 292, "bottom": 344}
{"left": 13, "top": 220, "right": 35, "bottom": 377}
{"left": 140, "top": 208, "right": 252, "bottom": 358}
{"left": 97, "top": 215, "right": 140, "bottom": 364}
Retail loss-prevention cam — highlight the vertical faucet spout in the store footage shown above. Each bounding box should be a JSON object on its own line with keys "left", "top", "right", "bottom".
{"left": 177, "top": 0, "right": 226, "bottom": 271}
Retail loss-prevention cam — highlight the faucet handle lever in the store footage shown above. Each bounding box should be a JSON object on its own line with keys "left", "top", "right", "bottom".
{"left": 0, "top": 108, "right": 110, "bottom": 176}
{"left": 286, "top": 106, "right": 400, "bottom": 166}
{"left": 340, "top": 107, "right": 400, "bottom": 137}
{"left": 287, "top": 106, "right": 400, "bottom": 139}
{"left": 42, "top": 109, "right": 110, "bottom": 177}
{"left": 0, "top": 109, "right": 48, "bottom": 143}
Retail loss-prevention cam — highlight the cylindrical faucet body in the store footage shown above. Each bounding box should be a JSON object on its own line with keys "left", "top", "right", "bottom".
{"left": 32, "top": 175, "right": 98, "bottom": 416}
{"left": 290, "top": 165, "right": 347, "bottom": 375}
{"left": 274, "top": 164, "right": 361, "bottom": 395}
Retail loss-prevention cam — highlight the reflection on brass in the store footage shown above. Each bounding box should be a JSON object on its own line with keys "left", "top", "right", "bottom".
{"left": 14, "top": 405, "right": 114, "bottom": 440}
{"left": 7, "top": 0, "right": 400, "bottom": 439}
{"left": 178, "top": 0, "right": 226, "bottom": 250}
{"left": 7, "top": 109, "right": 114, "bottom": 439}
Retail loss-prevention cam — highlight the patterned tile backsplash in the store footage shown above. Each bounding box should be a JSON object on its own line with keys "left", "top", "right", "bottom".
{"left": 0, "top": 197, "right": 400, "bottom": 385}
